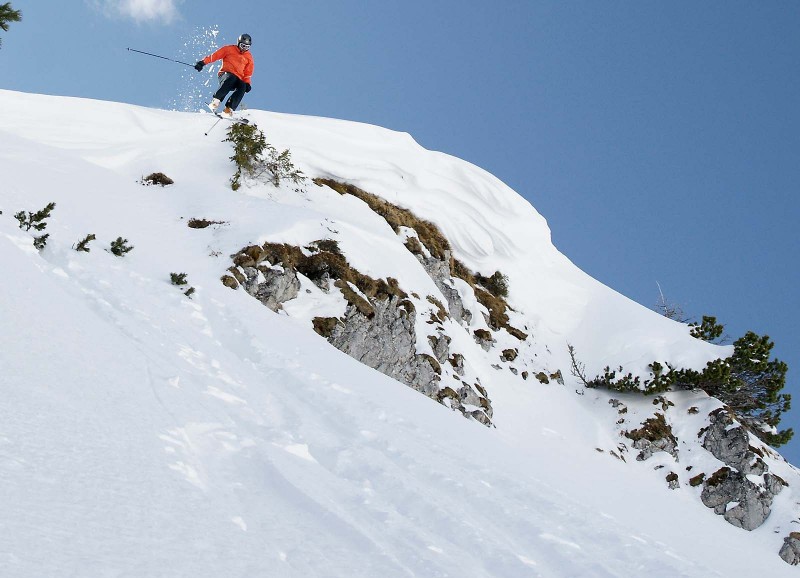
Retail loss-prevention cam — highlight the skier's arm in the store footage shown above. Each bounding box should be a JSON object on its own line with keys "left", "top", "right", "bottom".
{"left": 243, "top": 58, "right": 254, "bottom": 85}
{"left": 202, "top": 45, "right": 234, "bottom": 66}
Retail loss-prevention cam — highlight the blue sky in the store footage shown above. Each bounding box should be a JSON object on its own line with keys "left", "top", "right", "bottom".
{"left": 3, "top": 1, "right": 799, "bottom": 463}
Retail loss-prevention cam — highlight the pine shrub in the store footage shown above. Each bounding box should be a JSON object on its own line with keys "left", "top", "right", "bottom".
{"left": 225, "top": 123, "right": 305, "bottom": 190}
{"left": 0, "top": 3, "right": 22, "bottom": 48}
{"left": 74, "top": 233, "right": 96, "bottom": 252}
{"left": 170, "top": 272, "right": 195, "bottom": 298}
{"left": 14, "top": 202, "right": 55, "bottom": 231}
{"left": 32, "top": 233, "right": 49, "bottom": 251}
{"left": 170, "top": 272, "right": 188, "bottom": 286}
{"left": 674, "top": 328, "right": 792, "bottom": 446}
{"left": 581, "top": 315, "right": 793, "bottom": 447}
{"left": 14, "top": 202, "right": 55, "bottom": 251}
{"left": 110, "top": 237, "right": 134, "bottom": 257}
{"left": 689, "top": 315, "right": 725, "bottom": 342}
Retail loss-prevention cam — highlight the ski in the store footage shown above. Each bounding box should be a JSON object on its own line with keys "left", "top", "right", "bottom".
{"left": 214, "top": 112, "right": 249, "bottom": 125}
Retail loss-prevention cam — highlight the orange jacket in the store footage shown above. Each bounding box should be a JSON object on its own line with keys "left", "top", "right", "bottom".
{"left": 203, "top": 45, "right": 254, "bottom": 84}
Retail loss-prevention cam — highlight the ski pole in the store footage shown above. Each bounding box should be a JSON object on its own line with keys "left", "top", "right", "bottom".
{"left": 204, "top": 117, "right": 223, "bottom": 137}
{"left": 126, "top": 47, "right": 195, "bottom": 67}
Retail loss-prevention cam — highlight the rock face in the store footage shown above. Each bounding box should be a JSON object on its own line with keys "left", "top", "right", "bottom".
{"left": 224, "top": 242, "right": 494, "bottom": 425}
{"left": 327, "top": 297, "right": 441, "bottom": 398}
{"left": 241, "top": 265, "right": 301, "bottom": 311}
{"left": 700, "top": 467, "right": 784, "bottom": 531}
{"left": 780, "top": 533, "right": 800, "bottom": 565}
{"left": 418, "top": 251, "right": 472, "bottom": 326}
{"left": 632, "top": 435, "right": 678, "bottom": 462}
{"left": 699, "top": 409, "right": 784, "bottom": 531}
{"left": 702, "top": 408, "right": 767, "bottom": 475}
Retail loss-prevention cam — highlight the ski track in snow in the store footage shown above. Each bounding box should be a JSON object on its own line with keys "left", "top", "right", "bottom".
{"left": 0, "top": 89, "right": 798, "bottom": 577}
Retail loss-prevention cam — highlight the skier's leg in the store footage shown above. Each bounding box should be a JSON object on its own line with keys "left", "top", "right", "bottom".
{"left": 225, "top": 78, "right": 247, "bottom": 111}
{"left": 213, "top": 73, "right": 238, "bottom": 102}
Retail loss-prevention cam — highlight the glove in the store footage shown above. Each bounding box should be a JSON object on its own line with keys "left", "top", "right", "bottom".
{"left": 194, "top": 60, "right": 205, "bottom": 71}
{"left": 245, "top": 83, "right": 251, "bottom": 93}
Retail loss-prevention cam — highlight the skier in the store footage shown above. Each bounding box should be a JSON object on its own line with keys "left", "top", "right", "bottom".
{"left": 194, "top": 34, "right": 254, "bottom": 118}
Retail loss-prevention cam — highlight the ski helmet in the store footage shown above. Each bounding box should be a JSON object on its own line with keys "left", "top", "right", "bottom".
{"left": 238, "top": 34, "right": 252, "bottom": 50}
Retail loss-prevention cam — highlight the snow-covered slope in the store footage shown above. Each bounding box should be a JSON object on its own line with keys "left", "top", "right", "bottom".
{"left": 1, "top": 89, "right": 798, "bottom": 576}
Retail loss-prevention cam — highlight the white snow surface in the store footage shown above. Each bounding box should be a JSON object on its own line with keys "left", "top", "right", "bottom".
{"left": 1, "top": 89, "right": 798, "bottom": 577}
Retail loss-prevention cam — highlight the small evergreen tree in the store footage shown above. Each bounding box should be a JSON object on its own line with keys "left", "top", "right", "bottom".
{"left": 110, "top": 237, "right": 134, "bottom": 256}
{"left": 15, "top": 202, "right": 55, "bottom": 231}
{"left": 675, "top": 330, "right": 793, "bottom": 446}
{"left": 74, "top": 233, "right": 96, "bottom": 252}
{"left": 226, "top": 123, "right": 267, "bottom": 190}
{"left": 264, "top": 147, "right": 305, "bottom": 187}
{"left": 224, "top": 123, "right": 305, "bottom": 190}
{"left": 32, "top": 233, "right": 49, "bottom": 250}
{"left": 689, "top": 315, "right": 725, "bottom": 342}
{"left": 0, "top": 2, "right": 21, "bottom": 48}
{"left": 15, "top": 202, "right": 55, "bottom": 251}
{"left": 170, "top": 272, "right": 195, "bottom": 298}
{"left": 170, "top": 272, "right": 188, "bottom": 286}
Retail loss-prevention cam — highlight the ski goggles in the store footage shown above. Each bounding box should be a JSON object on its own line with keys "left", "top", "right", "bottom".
{"left": 238, "top": 42, "right": 251, "bottom": 51}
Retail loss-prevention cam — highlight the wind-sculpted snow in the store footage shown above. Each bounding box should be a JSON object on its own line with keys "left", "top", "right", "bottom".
{"left": 1, "top": 89, "right": 798, "bottom": 576}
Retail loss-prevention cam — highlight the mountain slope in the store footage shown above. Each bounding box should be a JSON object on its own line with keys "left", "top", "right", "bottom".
{"left": 1, "top": 89, "right": 798, "bottom": 576}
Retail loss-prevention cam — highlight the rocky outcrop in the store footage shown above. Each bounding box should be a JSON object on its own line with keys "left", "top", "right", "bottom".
{"left": 473, "top": 329, "right": 495, "bottom": 352}
{"left": 418, "top": 251, "right": 472, "bottom": 326}
{"left": 241, "top": 265, "right": 301, "bottom": 311}
{"left": 700, "top": 467, "right": 785, "bottom": 531}
{"left": 780, "top": 533, "right": 800, "bottom": 565}
{"left": 698, "top": 408, "right": 785, "bottom": 531}
{"left": 224, "top": 241, "right": 493, "bottom": 425}
{"left": 325, "top": 297, "right": 491, "bottom": 424}
{"left": 625, "top": 413, "right": 678, "bottom": 462}
{"left": 328, "top": 297, "right": 441, "bottom": 397}
{"left": 703, "top": 408, "right": 767, "bottom": 475}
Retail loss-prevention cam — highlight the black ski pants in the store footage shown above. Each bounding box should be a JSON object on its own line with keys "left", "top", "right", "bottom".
{"left": 214, "top": 72, "right": 247, "bottom": 111}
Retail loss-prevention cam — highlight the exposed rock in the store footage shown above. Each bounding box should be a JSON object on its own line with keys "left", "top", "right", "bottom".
{"left": 470, "top": 409, "right": 492, "bottom": 426}
{"left": 473, "top": 329, "right": 494, "bottom": 351}
{"left": 230, "top": 240, "right": 495, "bottom": 425}
{"left": 703, "top": 408, "right": 767, "bottom": 475}
{"left": 632, "top": 437, "right": 678, "bottom": 462}
{"left": 329, "top": 296, "right": 440, "bottom": 391}
{"left": 448, "top": 353, "right": 465, "bottom": 376}
{"left": 779, "top": 533, "right": 800, "bottom": 566}
{"left": 240, "top": 265, "right": 301, "bottom": 311}
{"left": 689, "top": 473, "right": 705, "bottom": 487}
{"left": 418, "top": 250, "right": 472, "bottom": 326}
{"left": 625, "top": 414, "right": 678, "bottom": 461}
{"left": 326, "top": 296, "right": 492, "bottom": 424}
{"left": 501, "top": 348, "right": 518, "bottom": 362}
{"left": 666, "top": 472, "right": 680, "bottom": 490}
{"left": 696, "top": 410, "right": 788, "bottom": 533}
{"left": 227, "top": 266, "right": 246, "bottom": 285}
{"left": 428, "top": 333, "right": 452, "bottom": 364}
{"left": 700, "top": 468, "right": 784, "bottom": 531}
{"left": 221, "top": 274, "right": 239, "bottom": 289}
{"left": 437, "top": 381, "right": 492, "bottom": 424}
